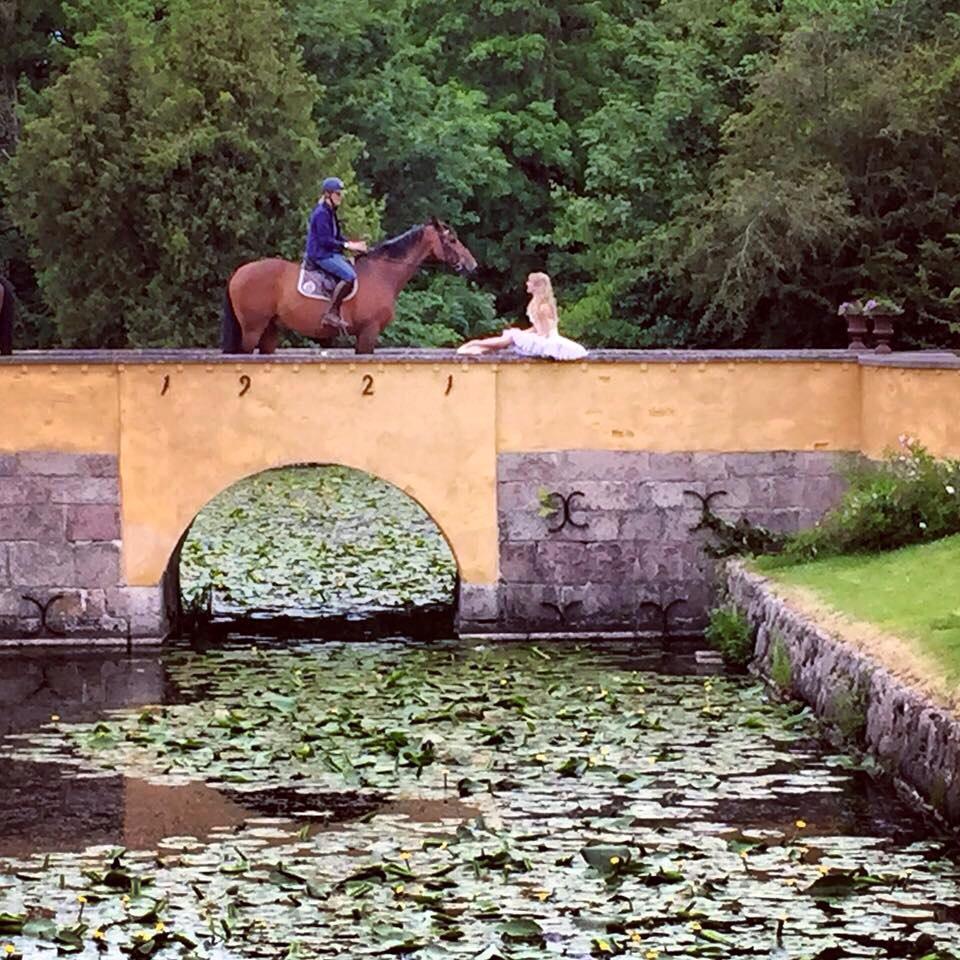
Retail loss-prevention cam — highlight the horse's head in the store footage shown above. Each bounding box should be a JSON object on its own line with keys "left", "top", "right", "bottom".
{"left": 427, "top": 217, "right": 478, "bottom": 274}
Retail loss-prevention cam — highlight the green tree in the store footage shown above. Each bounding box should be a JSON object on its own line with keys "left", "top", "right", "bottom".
{"left": 547, "top": 0, "right": 792, "bottom": 346}
{"left": 673, "top": 5, "right": 960, "bottom": 346}
{"left": 293, "top": 0, "right": 646, "bottom": 335}
{"left": 1, "top": 0, "right": 76, "bottom": 345}
{"left": 5, "top": 0, "right": 378, "bottom": 347}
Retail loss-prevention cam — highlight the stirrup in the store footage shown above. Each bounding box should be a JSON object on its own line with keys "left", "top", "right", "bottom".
{"left": 322, "top": 307, "right": 349, "bottom": 332}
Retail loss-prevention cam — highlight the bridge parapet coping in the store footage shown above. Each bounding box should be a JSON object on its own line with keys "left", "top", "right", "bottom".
{"left": 1, "top": 347, "right": 957, "bottom": 368}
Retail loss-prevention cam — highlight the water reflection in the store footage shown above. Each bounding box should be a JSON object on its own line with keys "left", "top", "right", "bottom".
{"left": 0, "top": 763, "right": 256, "bottom": 857}
{"left": 0, "top": 650, "right": 165, "bottom": 736}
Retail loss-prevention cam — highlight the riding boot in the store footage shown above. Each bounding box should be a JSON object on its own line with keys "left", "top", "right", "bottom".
{"left": 322, "top": 280, "right": 352, "bottom": 331}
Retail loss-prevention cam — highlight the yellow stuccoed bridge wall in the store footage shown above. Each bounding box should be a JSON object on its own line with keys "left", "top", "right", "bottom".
{"left": 2, "top": 352, "right": 959, "bottom": 638}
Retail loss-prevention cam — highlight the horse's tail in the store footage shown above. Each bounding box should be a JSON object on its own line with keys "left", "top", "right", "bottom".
{"left": 0, "top": 277, "right": 14, "bottom": 356}
{"left": 221, "top": 282, "right": 242, "bottom": 353}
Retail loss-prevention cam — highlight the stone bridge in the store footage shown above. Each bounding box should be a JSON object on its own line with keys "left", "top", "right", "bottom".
{"left": 1, "top": 348, "right": 958, "bottom": 642}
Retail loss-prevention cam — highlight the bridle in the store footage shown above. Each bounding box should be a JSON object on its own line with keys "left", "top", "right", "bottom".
{"left": 434, "top": 225, "right": 470, "bottom": 273}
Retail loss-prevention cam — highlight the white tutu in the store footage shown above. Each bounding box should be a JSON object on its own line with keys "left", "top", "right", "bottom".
{"left": 505, "top": 327, "right": 587, "bottom": 360}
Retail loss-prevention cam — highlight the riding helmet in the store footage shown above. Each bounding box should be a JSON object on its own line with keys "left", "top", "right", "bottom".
{"left": 322, "top": 177, "right": 345, "bottom": 193}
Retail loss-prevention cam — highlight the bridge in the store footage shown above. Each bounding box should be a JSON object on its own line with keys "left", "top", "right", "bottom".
{"left": 1, "top": 348, "right": 958, "bottom": 641}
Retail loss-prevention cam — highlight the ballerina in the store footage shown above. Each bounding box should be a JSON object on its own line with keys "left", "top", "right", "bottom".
{"left": 456, "top": 272, "right": 587, "bottom": 360}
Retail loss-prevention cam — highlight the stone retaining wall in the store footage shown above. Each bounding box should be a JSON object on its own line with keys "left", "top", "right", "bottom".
{"left": 486, "top": 451, "right": 848, "bottom": 635}
{"left": 0, "top": 452, "right": 166, "bottom": 641}
{"left": 724, "top": 560, "right": 960, "bottom": 822}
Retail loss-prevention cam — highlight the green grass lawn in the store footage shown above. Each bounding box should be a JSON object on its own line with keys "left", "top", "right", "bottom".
{"left": 754, "top": 535, "right": 960, "bottom": 687}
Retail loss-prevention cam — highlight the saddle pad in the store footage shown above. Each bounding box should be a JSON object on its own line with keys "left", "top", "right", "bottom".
{"left": 297, "top": 263, "right": 358, "bottom": 302}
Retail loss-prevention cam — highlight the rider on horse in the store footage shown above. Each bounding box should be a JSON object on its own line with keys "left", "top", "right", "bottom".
{"left": 304, "top": 177, "right": 368, "bottom": 329}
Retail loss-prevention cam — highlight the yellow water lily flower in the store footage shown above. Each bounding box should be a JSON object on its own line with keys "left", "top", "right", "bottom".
{"left": 92, "top": 929, "right": 105, "bottom": 940}
{"left": 535, "top": 889, "right": 550, "bottom": 901}
{"left": 596, "top": 939, "right": 611, "bottom": 953}
{"left": 4, "top": 946, "right": 15, "bottom": 956}
{"left": 154, "top": 922, "right": 165, "bottom": 933}
{"left": 609, "top": 856, "right": 621, "bottom": 865}
{"left": 795, "top": 819, "right": 807, "bottom": 829}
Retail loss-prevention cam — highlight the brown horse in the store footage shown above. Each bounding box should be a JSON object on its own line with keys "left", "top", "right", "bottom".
{"left": 0, "top": 276, "right": 14, "bottom": 356}
{"left": 222, "top": 218, "right": 478, "bottom": 354}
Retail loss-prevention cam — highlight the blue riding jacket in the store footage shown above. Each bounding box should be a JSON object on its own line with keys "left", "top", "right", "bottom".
{"left": 304, "top": 200, "right": 345, "bottom": 263}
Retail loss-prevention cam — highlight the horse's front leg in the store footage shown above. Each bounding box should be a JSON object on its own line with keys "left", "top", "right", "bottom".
{"left": 354, "top": 323, "right": 379, "bottom": 355}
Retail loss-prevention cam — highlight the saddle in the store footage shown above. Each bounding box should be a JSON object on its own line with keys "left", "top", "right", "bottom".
{"left": 297, "top": 260, "right": 358, "bottom": 302}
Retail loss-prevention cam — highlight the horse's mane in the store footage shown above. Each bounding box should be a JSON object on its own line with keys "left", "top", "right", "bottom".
{"left": 367, "top": 225, "right": 426, "bottom": 260}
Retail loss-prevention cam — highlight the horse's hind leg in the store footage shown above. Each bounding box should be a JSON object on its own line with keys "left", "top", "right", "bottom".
{"left": 241, "top": 321, "right": 265, "bottom": 353}
{"left": 258, "top": 319, "right": 279, "bottom": 354}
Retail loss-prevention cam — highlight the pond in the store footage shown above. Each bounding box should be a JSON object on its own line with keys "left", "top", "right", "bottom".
{"left": 1, "top": 637, "right": 958, "bottom": 959}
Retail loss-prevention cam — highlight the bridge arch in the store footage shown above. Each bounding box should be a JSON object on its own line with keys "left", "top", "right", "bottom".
{"left": 161, "top": 460, "right": 463, "bottom": 631}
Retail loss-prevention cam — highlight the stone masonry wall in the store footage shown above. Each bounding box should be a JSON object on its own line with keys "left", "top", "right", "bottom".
{"left": 3, "top": 448, "right": 847, "bottom": 642}
{"left": 483, "top": 450, "right": 848, "bottom": 635}
{"left": 724, "top": 561, "right": 960, "bottom": 823}
{"left": 0, "top": 452, "right": 166, "bottom": 641}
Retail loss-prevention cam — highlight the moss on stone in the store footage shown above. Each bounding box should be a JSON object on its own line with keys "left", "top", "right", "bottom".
{"left": 829, "top": 676, "right": 869, "bottom": 742}
{"left": 769, "top": 633, "right": 793, "bottom": 691}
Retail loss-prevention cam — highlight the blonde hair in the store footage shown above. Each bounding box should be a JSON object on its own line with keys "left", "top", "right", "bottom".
{"left": 527, "top": 272, "right": 559, "bottom": 336}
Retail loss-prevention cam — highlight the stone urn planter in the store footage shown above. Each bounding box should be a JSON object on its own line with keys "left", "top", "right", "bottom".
{"left": 838, "top": 301, "right": 869, "bottom": 351}
{"left": 838, "top": 297, "right": 902, "bottom": 353}
{"left": 845, "top": 312, "right": 869, "bottom": 351}
{"left": 869, "top": 312, "right": 896, "bottom": 354}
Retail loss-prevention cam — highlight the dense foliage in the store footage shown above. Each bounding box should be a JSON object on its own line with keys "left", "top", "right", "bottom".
{"left": 780, "top": 438, "right": 960, "bottom": 562}
{"left": 1, "top": 0, "right": 958, "bottom": 347}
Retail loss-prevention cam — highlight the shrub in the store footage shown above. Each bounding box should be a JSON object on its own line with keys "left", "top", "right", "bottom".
{"left": 782, "top": 437, "right": 960, "bottom": 562}
{"left": 704, "top": 605, "right": 753, "bottom": 666}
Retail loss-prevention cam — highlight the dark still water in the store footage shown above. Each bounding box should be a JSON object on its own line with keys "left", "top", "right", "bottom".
{"left": 0, "top": 638, "right": 958, "bottom": 958}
